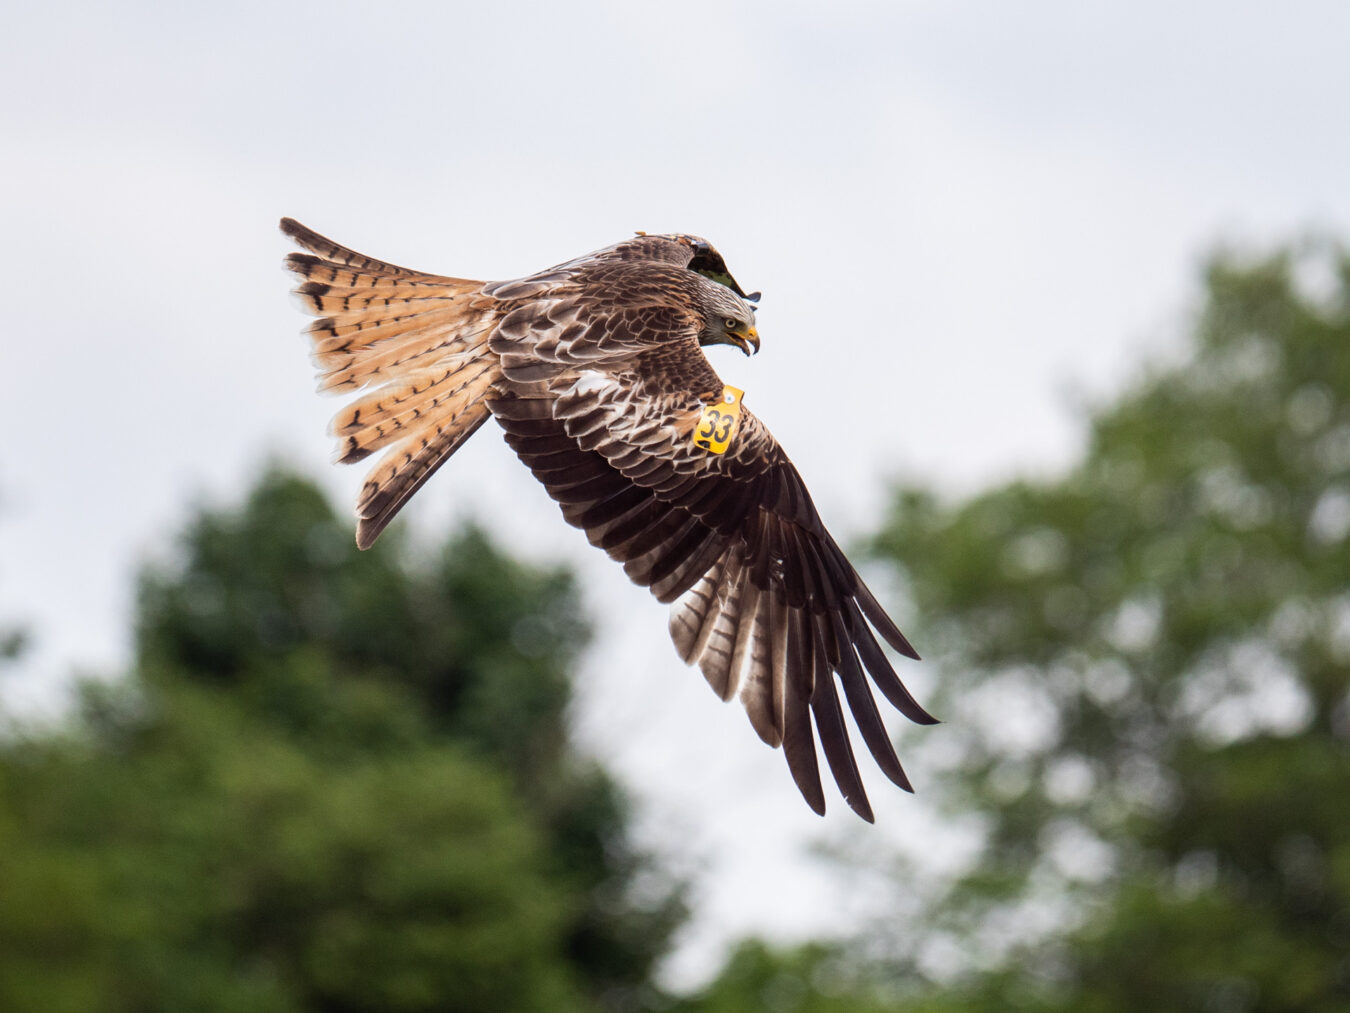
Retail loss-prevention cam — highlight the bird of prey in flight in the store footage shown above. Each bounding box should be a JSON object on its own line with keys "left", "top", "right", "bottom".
{"left": 281, "top": 218, "right": 935, "bottom": 821}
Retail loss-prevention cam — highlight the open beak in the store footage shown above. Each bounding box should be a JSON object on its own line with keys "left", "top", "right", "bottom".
{"left": 732, "top": 327, "right": 760, "bottom": 356}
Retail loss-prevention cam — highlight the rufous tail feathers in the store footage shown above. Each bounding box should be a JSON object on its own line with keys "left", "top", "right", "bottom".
{"left": 280, "top": 218, "right": 501, "bottom": 547}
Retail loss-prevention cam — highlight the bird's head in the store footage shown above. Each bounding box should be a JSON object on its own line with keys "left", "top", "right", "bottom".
{"left": 698, "top": 283, "right": 760, "bottom": 356}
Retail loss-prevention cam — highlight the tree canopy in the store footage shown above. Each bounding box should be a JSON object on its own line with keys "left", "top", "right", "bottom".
{"left": 858, "top": 243, "right": 1350, "bottom": 1010}
{"left": 0, "top": 468, "right": 683, "bottom": 1012}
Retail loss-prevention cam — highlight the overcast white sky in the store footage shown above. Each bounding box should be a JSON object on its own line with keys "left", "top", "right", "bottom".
{"left": 4, "top": 0, "right": 1349, "bottom": 987}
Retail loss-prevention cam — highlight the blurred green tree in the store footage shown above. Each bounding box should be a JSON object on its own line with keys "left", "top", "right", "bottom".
{"left": 0, "top": 499, "right": 28, "bottom": 672}
{"left": 0, "top": 469, "right": 684, "bottom": 1012}
{"left": 670, "top": 940, "right": 900, "bottom": 1013}
{"left": 862, "top": 244, "right": 1350, "bottom": 1009}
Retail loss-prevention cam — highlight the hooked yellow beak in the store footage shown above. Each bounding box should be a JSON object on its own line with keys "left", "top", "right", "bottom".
{"left": 731, "top": 327, "right": 760, "bottom": 356}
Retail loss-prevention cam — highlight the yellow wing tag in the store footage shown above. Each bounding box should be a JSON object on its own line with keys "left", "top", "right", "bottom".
{"left": 692, "top": 386, "right": 744, "bottom": 455}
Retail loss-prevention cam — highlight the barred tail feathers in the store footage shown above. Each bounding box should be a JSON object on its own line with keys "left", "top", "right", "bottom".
{"left": 281, "top": 218, "right": 502, "bottom": 548}
{"left": 353, "top": 393, "right": 494, "bottom": 549}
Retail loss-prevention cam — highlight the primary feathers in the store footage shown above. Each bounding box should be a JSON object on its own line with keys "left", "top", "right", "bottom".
{"left": 281, "top": 218, "right": 934, "bottom": 821}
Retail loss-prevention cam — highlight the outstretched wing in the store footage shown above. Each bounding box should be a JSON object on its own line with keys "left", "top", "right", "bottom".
{"left": 487, "top": 273, "right": 933, "bottom": 821}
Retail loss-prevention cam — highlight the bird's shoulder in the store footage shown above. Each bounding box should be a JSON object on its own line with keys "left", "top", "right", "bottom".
{"left": 484, "top": 235, "right": 700, "bottom": 301}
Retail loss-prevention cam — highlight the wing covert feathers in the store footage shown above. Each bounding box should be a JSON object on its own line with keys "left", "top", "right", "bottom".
{"left": 281, "top": 218, "right": 932, "bottom": 821}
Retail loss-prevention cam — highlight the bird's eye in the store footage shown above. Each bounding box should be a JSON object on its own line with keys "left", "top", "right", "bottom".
{"left": 724, "top": 317, "right": 738, "bottom": 330}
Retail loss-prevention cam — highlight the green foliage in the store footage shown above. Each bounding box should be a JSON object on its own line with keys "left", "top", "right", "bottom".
{"left": 0, "top": 686, "right": 584, "bottom": 1013}
{"left": 869, "top": 244, "right": 1350, "bottom": 1009}
{"left": 0, "top": 468, "right": 685, "bottom": 1012}
{"left": 670, "top": 940, "right": 899, "bottom": 1013}
{"left": 135, "top": 470, "right": 587, "bottom": 779}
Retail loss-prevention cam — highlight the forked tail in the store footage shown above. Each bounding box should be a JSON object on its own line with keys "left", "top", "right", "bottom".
{"left": 281, "top": 218, "right": 501, "bottom": 547}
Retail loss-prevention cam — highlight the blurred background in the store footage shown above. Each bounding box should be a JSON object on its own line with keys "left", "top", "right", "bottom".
{"left": 4, "top": 2, "right": 1349, "bottom": 1009}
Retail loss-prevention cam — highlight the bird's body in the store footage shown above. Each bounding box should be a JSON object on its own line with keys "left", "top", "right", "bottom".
{"left": 281, "top": 218, "right": 934, "bottom": 821}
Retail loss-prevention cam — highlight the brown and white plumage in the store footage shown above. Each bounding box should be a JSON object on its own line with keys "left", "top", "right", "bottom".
{"left": 281, "top": 217, "right": 935, "bottom": 821}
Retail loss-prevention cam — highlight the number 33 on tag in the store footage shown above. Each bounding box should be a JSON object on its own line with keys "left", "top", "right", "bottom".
{"left": 693, "top": 386, "right": 744, "bottom": 455}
